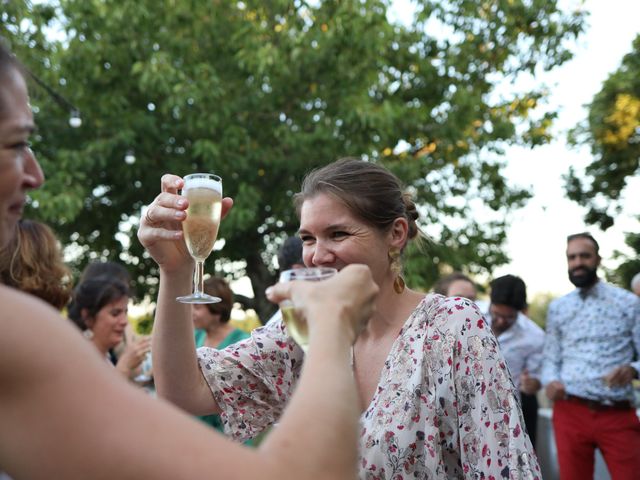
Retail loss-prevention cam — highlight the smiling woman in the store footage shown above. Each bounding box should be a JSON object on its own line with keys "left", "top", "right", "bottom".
{"left": 141, "top": 157, "right": 542, "bottom": 479}
{"left": 66, "top": 276, "right": 152, "bottom": 381}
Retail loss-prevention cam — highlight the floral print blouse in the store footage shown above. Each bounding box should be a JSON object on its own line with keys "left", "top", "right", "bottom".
{"left": 197, "top": 294, "right": 541, "bottom": 479}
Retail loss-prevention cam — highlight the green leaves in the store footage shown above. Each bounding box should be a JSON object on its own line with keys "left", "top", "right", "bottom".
{"left": 6, "top": 0, "right": 585, "bottom": 317}
{"left": 567, "top": 34, "right": 640, "bottom": 230}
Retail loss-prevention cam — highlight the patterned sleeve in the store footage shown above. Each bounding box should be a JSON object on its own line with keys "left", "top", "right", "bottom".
{"left": 197, "top": 320, "right": 303, "bottom": 441}
{"left": 540, "top": 299, "right": 562, "bottom": 386}
{"left": 444, "top": 298, "right": 541, "bottom": 478}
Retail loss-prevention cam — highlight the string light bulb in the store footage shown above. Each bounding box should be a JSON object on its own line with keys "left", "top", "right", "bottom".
{"left": 69, "top": 110, "right": 82, "bottom": 128}
{"left": 124, "top": 149, "right": 136, "bottom": 165}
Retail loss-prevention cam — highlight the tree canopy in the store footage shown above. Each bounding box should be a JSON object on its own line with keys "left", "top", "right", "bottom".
{"left": 2, "top": 0, "right": 585, "bottom": 320}
{"left": 566, "top": 34, "right": 640, "bottom": 230}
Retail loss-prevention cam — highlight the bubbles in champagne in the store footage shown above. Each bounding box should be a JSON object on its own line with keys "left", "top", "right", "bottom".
{"left": 183, "top": 187, "right": 222, "bottom": 260}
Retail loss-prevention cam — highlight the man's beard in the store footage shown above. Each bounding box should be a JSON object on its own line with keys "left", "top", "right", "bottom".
{"left": 568, "top": 266, "right": 598, "bottom": 288}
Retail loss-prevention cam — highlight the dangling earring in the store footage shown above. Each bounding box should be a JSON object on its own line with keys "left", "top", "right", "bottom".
{"left": 83, "top": 329, "right": 94, "bottom": 340}
{"left": 389, "top": 247, "right": 405, "bottom": 294}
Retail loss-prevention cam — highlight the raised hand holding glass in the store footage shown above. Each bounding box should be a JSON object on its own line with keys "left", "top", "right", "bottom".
{"left": 176, "top": 173, "right": 223, "bottom": 304}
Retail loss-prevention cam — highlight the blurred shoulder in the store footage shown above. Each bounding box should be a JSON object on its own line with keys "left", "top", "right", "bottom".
{"left": 0, "top": 284, "right": 57, "bottom": 320}
{"left": 548, "top": 289, "right": 576, "bottom": 310}
{"left": 0, "top": 285, "right": 73, "bottom": 377}
{"left": 603, "top": 281, "right": 639, "bottom": 304}
{"left": 424, "top": 293, "right": 486, "bottom": 331}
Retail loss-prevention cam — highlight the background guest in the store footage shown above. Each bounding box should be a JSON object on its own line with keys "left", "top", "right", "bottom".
{"left": 486, "top": 274, "right": 545, "bottom": 449}
{"left": 67, "top": 277, "right": 151, "bottom": 380}
{"left": 541, "top": 232, "right": 640, "bottom": 479}
{"left": 433, "top": 271, "right": 478, "bottom": 301}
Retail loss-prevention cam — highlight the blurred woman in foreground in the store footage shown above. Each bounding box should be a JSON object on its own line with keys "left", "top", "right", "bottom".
{"left": 0, "top": 41, "right": 376, "bottom": 480}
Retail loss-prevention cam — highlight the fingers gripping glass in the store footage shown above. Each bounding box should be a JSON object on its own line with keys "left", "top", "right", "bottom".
{"left": 278, "top": 267, "right": 337, "bottom": 352}
{"left": 176, "top": 173, "right": 223, "bottom": 304}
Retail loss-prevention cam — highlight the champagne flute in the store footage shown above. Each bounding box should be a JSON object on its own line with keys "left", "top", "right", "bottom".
{"left": 176, "top": 173, "right": 223, "bottom": 304}
{"left": 134, "top": 350, "right": 153, "bottom": 384}
{"left": 278, "top": 267, "right": 337, "bottom": 352}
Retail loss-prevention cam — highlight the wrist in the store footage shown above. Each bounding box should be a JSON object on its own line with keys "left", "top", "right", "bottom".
{"left": 115, "top": 361, "right": 134, "bottom": 379}
{"left": 159, "top": 263, "right": 194, "bottom": 282}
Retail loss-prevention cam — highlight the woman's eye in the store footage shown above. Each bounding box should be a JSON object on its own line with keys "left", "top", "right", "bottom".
{"left": 10, "top": 141, "right": 31, "bottom": 151}
{"left": 332, "top": 231, "right": 348, "bottom": 239}
{"left": 300, "top": 235, "right": 314, "bottom": 244}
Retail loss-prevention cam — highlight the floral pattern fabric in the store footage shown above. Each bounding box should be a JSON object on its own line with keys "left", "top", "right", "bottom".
{"left": 198, "top": 294, "right": 541, "bottom": 479}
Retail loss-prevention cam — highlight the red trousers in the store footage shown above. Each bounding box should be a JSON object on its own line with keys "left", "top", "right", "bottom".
{"left": 552, "top": 398, "right": 640, "bottom": 480}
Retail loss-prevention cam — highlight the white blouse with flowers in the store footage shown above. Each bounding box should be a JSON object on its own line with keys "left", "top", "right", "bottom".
{"left": 197, "top": 294, "right": 541, "bottom": 479}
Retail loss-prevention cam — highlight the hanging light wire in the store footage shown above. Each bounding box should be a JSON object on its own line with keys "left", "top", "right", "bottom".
{"left": 24, "top": 67, "right": 82, "bottom": 128}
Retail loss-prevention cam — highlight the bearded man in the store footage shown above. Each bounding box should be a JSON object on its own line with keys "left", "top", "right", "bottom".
{"left": 541, "top": 232, "right": 640, "bottom": 480}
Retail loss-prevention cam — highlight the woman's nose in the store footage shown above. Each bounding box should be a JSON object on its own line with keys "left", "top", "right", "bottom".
{"left": 23, "top": 148, "right": 45, "bottom": 189}
{"left": 310, "top": 241, "right": 335, "bottom": 266}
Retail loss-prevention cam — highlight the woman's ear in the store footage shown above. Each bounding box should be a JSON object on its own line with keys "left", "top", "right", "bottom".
{"left": 389, "top": 217, "right": 409, "bottom": 249}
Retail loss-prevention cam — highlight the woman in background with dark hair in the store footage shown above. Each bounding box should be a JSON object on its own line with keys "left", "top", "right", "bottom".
{"left": 67, "top": 277, "right": 150, "bottom": 380}
{"left": 80, "top": 259, "right": 131, "bottom": 286}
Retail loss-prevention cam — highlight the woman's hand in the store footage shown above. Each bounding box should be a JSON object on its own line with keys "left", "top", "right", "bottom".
{"left": 137, "top": 174, "right": 233, "bottom": 274}
{"left": 116, "top": 336, "right": 152, "bottom": 380}
{"left": 266, "top": 264, "right": 378, "bottom": 345}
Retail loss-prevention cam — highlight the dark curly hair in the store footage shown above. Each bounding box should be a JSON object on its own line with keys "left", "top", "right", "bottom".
{"left": 67, "top": 277, "right": 130, "bottom": 331}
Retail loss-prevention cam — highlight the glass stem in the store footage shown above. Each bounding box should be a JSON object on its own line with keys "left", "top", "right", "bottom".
{"left": 193, "top": 260, "right": 204, "bottom": 297}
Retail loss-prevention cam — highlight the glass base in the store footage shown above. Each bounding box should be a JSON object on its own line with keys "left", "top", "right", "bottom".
{"left": 176, "top": 293, "right": 221, "bottom": 304}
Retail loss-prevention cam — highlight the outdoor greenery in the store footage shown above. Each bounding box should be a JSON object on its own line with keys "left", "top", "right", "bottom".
{"left": 527, "top": 291, "right": 555, "bottom": 328}
{"left": 605, "top": 228, "right": 640, "bottom": 291}
{"left": 2, "top": 0, "right": 585, "bottom": 320}
{"left": 566, "top": 34, "right": 640, "bottom": 231}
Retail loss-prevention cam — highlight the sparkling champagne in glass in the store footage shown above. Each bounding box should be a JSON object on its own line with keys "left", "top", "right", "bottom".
{"left": 176, "top": 173, "right": 222, "bottom": 304}
{"left": 279, "top": 267, "right": 337, "bottom": 351}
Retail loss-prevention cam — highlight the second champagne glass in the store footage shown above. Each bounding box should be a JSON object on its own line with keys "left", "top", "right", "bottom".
{"left": 176, "top": 173, "right": 223, "bottom": 304}
{"left": 279, "top": 267, "right": 337, "bottom": 352}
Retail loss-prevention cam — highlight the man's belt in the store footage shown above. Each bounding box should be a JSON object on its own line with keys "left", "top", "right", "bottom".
{"left": 566, "top": 394, "right": 633, "bottom": 411}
